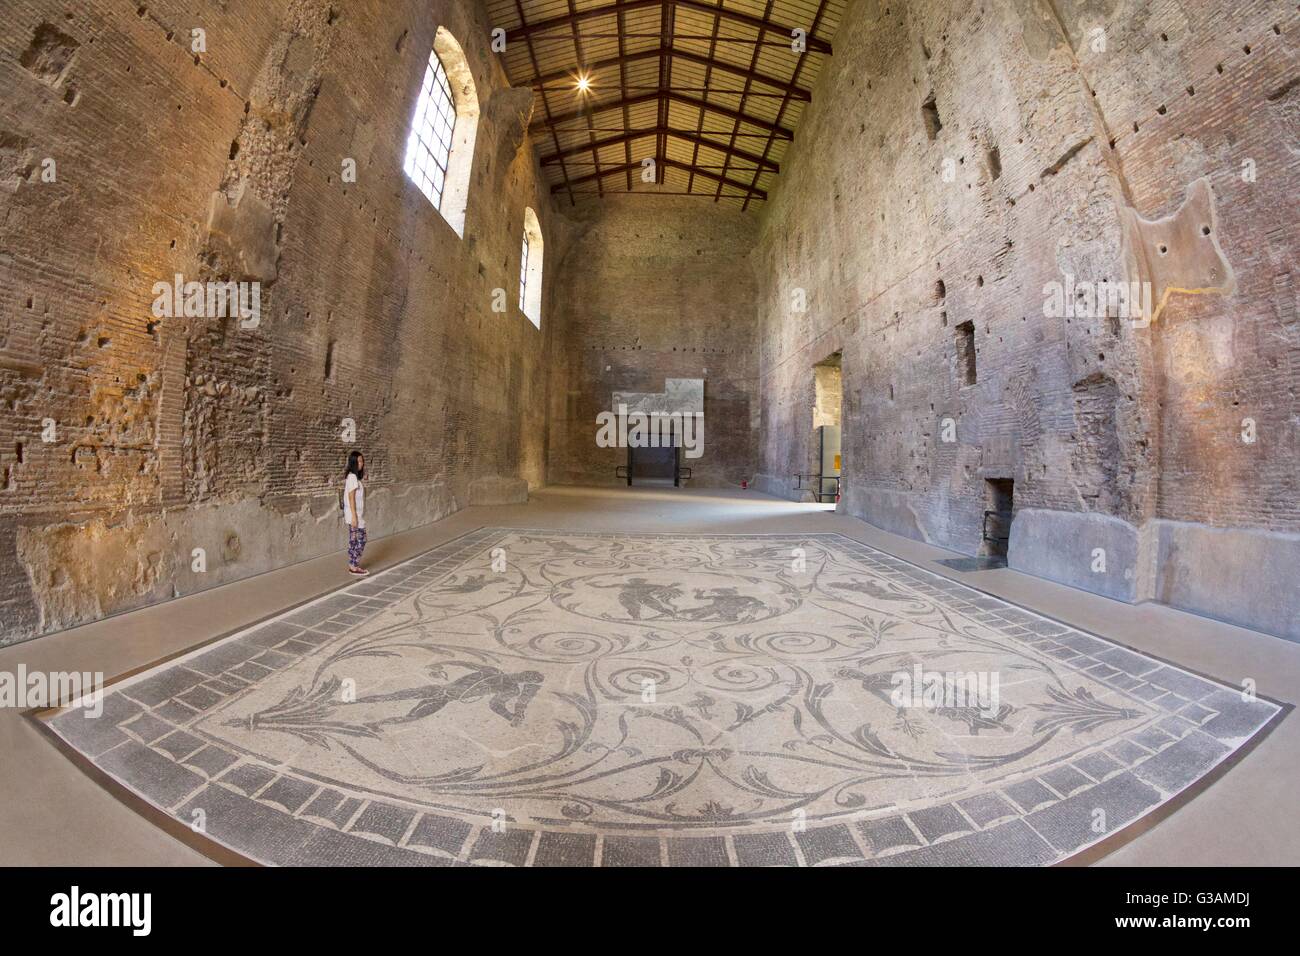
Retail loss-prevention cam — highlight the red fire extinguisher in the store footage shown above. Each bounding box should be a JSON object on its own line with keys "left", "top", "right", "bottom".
{"left": 741, "top": 477, "right": 749, "bottom": 490}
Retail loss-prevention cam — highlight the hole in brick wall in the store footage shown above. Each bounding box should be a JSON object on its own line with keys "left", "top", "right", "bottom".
{"left": 19, "top": 22, "right": 80, "bottom": 86}
{"left": 955, "top": 320, "right": 977, "bottom": 386}
{"left": 976, "top": 275, "right": 984, "bottom": 287}
{"left": 921, "top": 94, "right": 942, "bottom": 140}
{"left": 229, "top": 140, "right": 239, "bottom": 160}
{"left": 935, "top": 279, "right": 946, "bottom": 302}
{"left": 15, "top": 442, "right": 24, "bottom": 464}
{"left": 324, "top": 340, "right": 336, "bottom": 382}
{"left": 986, "top": 145, "right": 1002, "bottom": 181}
{"left": 940, "top": 310, "right": 948, "bottom": 327}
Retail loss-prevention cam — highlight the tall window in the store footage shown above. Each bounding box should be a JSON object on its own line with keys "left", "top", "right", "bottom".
{"left": 518, "top": 231, "right": 531, "bottom": 312}
{"left": 403, "top": 53, "right": 455, "bottom": 210}
{"left": 402, "top": 28, "right": 478, "bottom": 237}
{"left": 519, "top": 207, "right": 544, "bottom": 328}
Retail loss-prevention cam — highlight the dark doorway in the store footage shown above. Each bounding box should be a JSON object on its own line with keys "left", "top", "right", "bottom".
{"left": 801, "top": 351, "right": 843, "bottom": 504}
{"left": 982, "top": 478, "right": 1014, "bottom": 561}
{"left": 630, "top": 444, "right": 676, "bottom": 482}
{"left": 618, "top": 417, "right": 691, "bottom": 487}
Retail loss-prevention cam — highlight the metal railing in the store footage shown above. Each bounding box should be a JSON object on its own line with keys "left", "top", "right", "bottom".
{"left": 795, "top": 473, "right": 841, "bottom": 503}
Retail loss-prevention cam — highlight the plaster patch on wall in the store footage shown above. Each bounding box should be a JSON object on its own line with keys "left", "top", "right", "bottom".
{"left": 205, "top": 184, "right": 280, "bottom": 283}
{"left": 1122, "top": 177, "right": 1235, "bottom": 325}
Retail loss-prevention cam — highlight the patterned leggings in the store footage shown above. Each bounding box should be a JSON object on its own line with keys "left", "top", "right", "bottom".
{"left": 348, "top": 526, "right": 367, "bottom": 567}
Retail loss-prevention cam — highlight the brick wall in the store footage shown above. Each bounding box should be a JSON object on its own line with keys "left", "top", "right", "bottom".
{"left": 546, "top": 192, "right": 760, "bottom": 488}
{"left": 752, "top": 0, "right": 1299, "bottom": 638}
{"left": 0, "top": 0, "right": 555, "bottom": 643}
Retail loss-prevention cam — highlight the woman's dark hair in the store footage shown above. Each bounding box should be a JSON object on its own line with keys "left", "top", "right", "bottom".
{"left": 346, "top": 450, "right": 365, "bottom": 481}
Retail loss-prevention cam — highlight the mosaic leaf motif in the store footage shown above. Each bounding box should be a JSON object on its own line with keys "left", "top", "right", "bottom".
{"left": 189, "top": 532, "right": 1174, "bottom": 827}
{"left": 45, "top": 530, "right": 1283, "bottom": 865}
{"left": 1033, "top": 685, "right": 1143, "bottom": 735}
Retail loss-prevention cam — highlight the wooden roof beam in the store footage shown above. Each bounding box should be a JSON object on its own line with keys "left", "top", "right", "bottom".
{"left": 506, "top": 0, "right": 833, "bottom": 55}
{"left": 529, "top": 91, "right": 793, "bottom": 140}
{"left": 551, "top": 157, "right": 767, "bottom": 198}
{"left": 529, "top": 48, "right": 811, "bottom": 101}
{"left": 539, "top": 127, "right": 779, "bottom": 171}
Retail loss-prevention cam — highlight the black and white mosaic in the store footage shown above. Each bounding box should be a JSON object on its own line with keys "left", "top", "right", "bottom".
{"left": 45, "top": 529, "right": 1282, "bottom": 866}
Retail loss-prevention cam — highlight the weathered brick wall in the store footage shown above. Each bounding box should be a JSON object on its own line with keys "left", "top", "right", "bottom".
{"left": 1083, "top": 0, "right": 1299, "bottom": 531}
{"left": 0, "top": 0, "right": 555, "bottom": 644}
{"left": 546, "top": 192, "right": 760, "bottom": 488}
{"left": 754, "top": 0, "right": 1299, "bottom": 638}
{"left": 3, "top": 0, "right": 1294, "bottom": 644}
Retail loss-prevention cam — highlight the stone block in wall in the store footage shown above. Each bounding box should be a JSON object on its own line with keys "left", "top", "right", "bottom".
{"left": 1009, "top": 509, "right": 1142, "bottom": 604}
{"left": 612, "top": 378, "right": 705, "bottom": 416}
{"left": 843, "top": 486, "right": 934, "bottom": 546}
{"left": 467, "top": 476, "right": 529, "bottom": 506}
{"left": 4, "top": 479, "right": 459, "bottom": 646}
{"left": 753, "top": 472, "right": 797, "bottom": 501}
{"left": 1151, "top": 520, "right": 1300, "bottom": 643}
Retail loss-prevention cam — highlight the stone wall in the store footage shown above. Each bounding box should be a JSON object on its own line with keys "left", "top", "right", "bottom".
{"left": 753, "top": 0, "right": 1299, "bottom": 640}
{"left": 546, "top": 192, "right": 760, "bottom": 488}
{"left": 3, "top": 0, "right": 1295, "bottom": 645}
{"left": 0, "top": 0, "right": 556, "bottom": 644}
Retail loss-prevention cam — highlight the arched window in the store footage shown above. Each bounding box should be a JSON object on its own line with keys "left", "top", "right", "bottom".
{"left": 519, "top": 207, "right": 543, "bottom": 328}
{"left": 403, "top": 27, "right": 478, "bottom": 237}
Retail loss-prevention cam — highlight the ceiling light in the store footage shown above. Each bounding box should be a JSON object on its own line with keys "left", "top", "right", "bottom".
{"left": 575, "top": 73, "right": 592, "bottom": 93}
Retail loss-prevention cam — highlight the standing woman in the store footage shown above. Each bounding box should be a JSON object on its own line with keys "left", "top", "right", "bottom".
{"left": 343, "top": 450, "right": 368, "bottom": 576}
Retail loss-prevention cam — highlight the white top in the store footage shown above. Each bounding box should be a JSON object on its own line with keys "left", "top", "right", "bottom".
{"left": 344, "top": 473, "right": 365, "bottom": 529}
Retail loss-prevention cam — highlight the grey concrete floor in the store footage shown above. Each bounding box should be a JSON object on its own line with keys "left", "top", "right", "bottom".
{"left": 1, "top": 485, "right": 1296, "bottom": 866}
